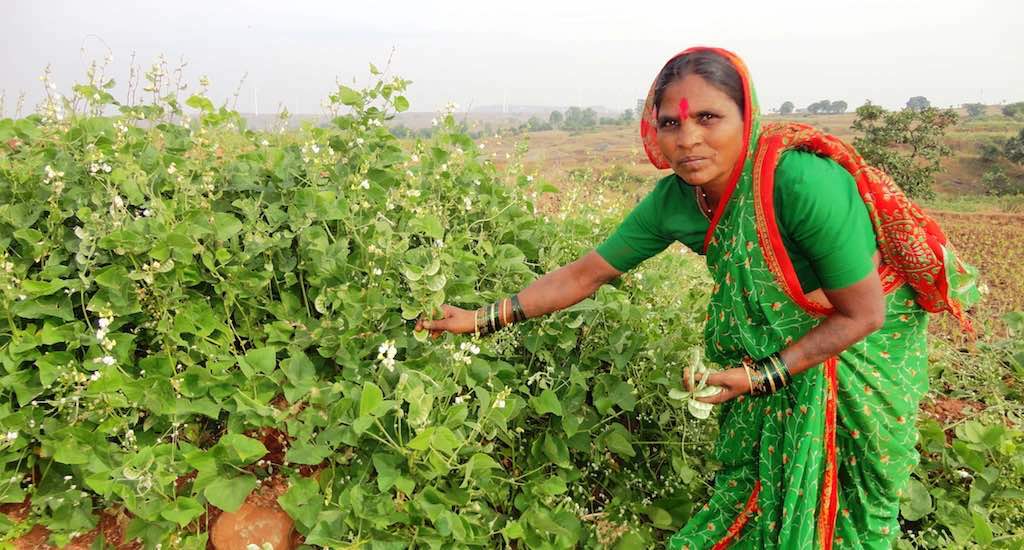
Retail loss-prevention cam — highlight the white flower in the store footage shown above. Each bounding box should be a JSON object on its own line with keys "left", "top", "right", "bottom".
{"left": 526, "top": 175, "right": 534, "bottom": 182}
{"left": 356, "top": 138, "right": 365, "bottom": 146}
{"left": 112, "top": 195, "right": 124, "bottom": 208}
{"left": 431, "top": 118, "right": 438, "bottom": 127}
{"left": 95, "top": 355, "right": 116, "bottom": 366}
{"left": 98, "top": 317, "right": 111, "bottom": 329}
{"left": 463, "top": 197, "right": 472, "bottom": 210}
{"left": 166, "top": 163, "right": 177, "bottom": 175}
{"left": 63, "top": 475, "right": 72, "bottom": 481}
{"left": 89, "top": 371, "right": 101, "bottom": 382}
{"left": 359, "top": 179, "right": 370, "bottom": 190}
{"left": 478, "top": 144, "right": 486, "bottom": 150}
{"left": 434, "top": 239, "right": 444, "bottom": 248}
{"left": 310, "top": 144, "right": 320, "bottom": 154}
{"left": 142, "top": 208, "right": 153, "bottom": 217}
{"left": 95, "top": 328, "right": 108, "bottom": 341}
{"left": 372, "top": 267, "right": 383, "bottom": 276}
{"left": 260, "top": 139, "right": 269, "bottom": 147}
{"left": 454, "top": 395, "right": 463, "bottom": 404}
{"left": 4, "top": 431, "right": 16, "bottom": 442}
{"left": 377, "top": 340, "right": 397, "bottom": 371}
{"left": 410, "top": 154, "right": 419, "bottom": 162}
{"left": 494, "top": 399, "right": 506, "bottom": 409}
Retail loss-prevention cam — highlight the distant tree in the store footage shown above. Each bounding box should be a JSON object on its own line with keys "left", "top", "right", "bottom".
{"left": 526, "top": 116, "right": 552, "bottom": 132}
{"left": 1005, "top": 128, "right": 1024, "bottom": 165}
{"left": 779, "top": 101, "right": 795, "bottom": 115}
{"left": 599, "top": 117, "right": 617, "bottom": 125}
{"left": 852, "top": 103, "right": 958, "bottom": 198}
{"left": 582, "top": 108, "right": 597, "bottom": 127}
{"left": 906, "top": 96, "right": 931, "bottom": 111}
{"left": 621, "top": 108, "right": 634, "bottom": 123}
{"left": 549, "top": 110, "right": 563, "bottom": 127}
{"left": 964, "top": 103, "right": 986, "bottom": 118}
{"left": 828, "top": 100, "right": 848, "bottom": 114}
{"left": 1002, "top": 102, "right": 1024, "bottom": 119}
{"left": 977, "top": 138, "right": 1004, "bottom": 162}
{"left": 807, "top": 100, "right": 832, "bottom": 114}
{"left": 391, "top": 124, "right": 410, "bottom": 138}
{"left": 982, "top": 169, "right": 1023, "bottom": 196}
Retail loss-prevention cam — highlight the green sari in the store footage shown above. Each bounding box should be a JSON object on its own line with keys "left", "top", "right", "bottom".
{"left": 632, "top": 48, "right": 978, "bottom": 549}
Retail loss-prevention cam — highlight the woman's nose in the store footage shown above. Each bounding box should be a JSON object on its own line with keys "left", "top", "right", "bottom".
{"left": 677, "top": 122, "right": 700, "bottom": 149}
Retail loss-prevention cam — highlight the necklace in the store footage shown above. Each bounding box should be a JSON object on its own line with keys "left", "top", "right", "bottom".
{"left": 695, "top": 187, "right": 715, "bottom": 220}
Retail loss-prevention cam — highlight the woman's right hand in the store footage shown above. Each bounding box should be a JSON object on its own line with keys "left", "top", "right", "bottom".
{"left": 415, "top": 305, "right": 478, "bottom": 339}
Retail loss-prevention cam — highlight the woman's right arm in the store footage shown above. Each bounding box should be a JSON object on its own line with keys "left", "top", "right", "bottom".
{"left": 415, "top": 250, "right": 623, "bottom": 337}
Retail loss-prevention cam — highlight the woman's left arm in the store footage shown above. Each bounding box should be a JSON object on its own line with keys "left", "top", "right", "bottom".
{"left": 778, "top": 271, "right": 885, "bottom": 376}
{"left": 695, "top": 273, "right": 884, "bottom": 403}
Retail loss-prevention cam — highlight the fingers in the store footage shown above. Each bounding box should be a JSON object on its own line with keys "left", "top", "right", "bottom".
{"left": 682, "top": 368, "right": 694, "bottom": 392}
{"left": 705, "top": 372, "right": 725, "bottom": 387}
{"left": 696, "top": 388, "right": 734, "bottom": 404}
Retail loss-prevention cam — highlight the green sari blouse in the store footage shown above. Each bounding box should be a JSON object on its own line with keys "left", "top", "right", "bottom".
{"left": 595, "top": 150, "right": 877, "bottom": 293}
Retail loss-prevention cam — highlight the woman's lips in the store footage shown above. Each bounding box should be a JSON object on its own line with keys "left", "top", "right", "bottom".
{"left": 677, "top": 156, "right": 707, "bottom": 168}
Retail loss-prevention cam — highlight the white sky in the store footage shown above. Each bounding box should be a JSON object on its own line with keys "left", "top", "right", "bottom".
{"left": 3, "top": 0, "right": 1022, "bottom": 116}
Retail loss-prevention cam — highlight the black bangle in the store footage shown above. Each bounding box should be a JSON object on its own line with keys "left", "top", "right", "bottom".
{"left": 510, "top": 294, "right": 527, "bottom": 323}
{"left": 749, "top": 352, "right": 791, "bottom": 396}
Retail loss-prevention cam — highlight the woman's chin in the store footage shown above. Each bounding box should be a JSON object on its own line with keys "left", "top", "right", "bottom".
{"left": 675, "top": 170, "right": 710, "bottom": 186}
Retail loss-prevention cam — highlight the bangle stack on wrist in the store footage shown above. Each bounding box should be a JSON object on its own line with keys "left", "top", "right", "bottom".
{"left": 474, "top": 294, "right": 528, "bottom": 336}
{"left": 743, "top": 352, "right": 792, "bottom": 396}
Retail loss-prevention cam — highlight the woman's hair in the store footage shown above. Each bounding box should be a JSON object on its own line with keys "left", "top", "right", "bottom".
{"left": 652, "top": 50, "right": 745, "bottom": 115}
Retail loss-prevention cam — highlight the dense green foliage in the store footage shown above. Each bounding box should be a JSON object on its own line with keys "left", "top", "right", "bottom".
{"left": 0, "top": 72, "right": 725, "bottom": 548}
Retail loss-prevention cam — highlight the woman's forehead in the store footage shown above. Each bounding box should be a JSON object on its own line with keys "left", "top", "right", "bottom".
{"left": 659, "top": 76, "right": 735, "bottom": 111}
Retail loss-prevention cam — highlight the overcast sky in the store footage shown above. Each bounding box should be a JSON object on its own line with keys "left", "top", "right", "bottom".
{"left": 3, "top": 0, "right": 1022, "bottom": 117}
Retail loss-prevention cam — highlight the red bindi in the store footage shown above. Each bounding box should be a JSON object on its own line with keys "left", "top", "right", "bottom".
{"left": 677, "top": 97, "right": 689, "bottom": 121}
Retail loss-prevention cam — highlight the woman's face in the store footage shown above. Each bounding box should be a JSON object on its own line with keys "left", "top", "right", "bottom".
{"left": 655, "top": 74, "right": 744, "bottom": 192}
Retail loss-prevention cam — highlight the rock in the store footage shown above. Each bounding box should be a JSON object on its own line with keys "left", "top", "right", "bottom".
{"left": 211, "top": 499, "right": 294, "bottom": 550}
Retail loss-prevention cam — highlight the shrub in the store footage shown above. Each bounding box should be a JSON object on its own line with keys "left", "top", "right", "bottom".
{"left": 0, "top": 68, "right": 717, "bottom": 548}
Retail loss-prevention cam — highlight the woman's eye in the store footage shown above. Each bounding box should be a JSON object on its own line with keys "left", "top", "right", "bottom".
{"left": 698, "top": 113, "right": 718, "bottom": 123}
{"left": 659, "top": 119, "right": 679, "bottom": 129}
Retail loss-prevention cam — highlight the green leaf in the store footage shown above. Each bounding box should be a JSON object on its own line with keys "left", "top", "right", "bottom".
{"left": 538, "top": 476, "right": 567, "bottom": 496}
{"left": 646, "top": 506, "right": 673, "bottom": 529}
{"left": 972, "top": 510, "right": 993, "bottom": 545}
{"left": 531, "top": 389, "right": 563, "bottom": 416}
{"left": 215, "top": 433, "right": 268, "bottom": 466}
{"left": 239, "top": 347, "right": 276, "bottom": 375}
{"left": 186, "top": 95, "right": 215, "bottom": 112}
{"left": 53, "top": 438, "right": 91, "bottom": 465}
{"left": 204, "top": 474, "right": 258, "bottom": 512}
{"left": 285, "top": 440, "right": 331, "bottom": 465}
{"left": 359, "top": 381, "right": 384, "bottom": 418}
{"left": 281, "top": 351, "right": 315, "bottom": 388}
{"left": 212, "top": 212, "right": 243, "bottom": 241}
{"left": 393, "top": 96, "right": 410, "bottom": 112}
{"left": 602, "top": 424, "right": 636, "bottom": 458}
{"left": 337, "top": 86, "right": 362, "bottom": 107}
{"left": 277, "top": 477, "right": 322, "bottom": 533}
{"left": 900, "top": 478, "right": 932, "bottom": 521}
{"left": 161, "top": 497, "right": 204, "bottom": 526}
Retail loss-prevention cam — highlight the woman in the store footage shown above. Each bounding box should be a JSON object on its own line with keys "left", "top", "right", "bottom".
{"left": 416, "top": 47, "right": 977, "bottom": 549}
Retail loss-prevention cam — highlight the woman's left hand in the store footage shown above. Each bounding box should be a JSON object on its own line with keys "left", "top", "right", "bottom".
{"left": 686, "top": 367, "right": 752, "bottom": 404}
